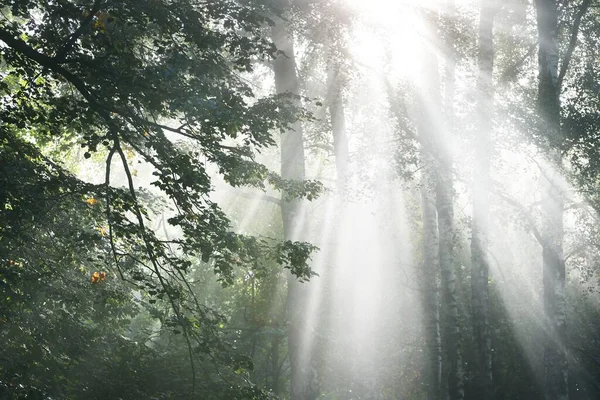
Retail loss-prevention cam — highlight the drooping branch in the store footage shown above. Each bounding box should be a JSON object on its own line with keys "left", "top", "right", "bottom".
{"left": 0, "top": 25, "right": 203, "bottom": 309}
{"left": 113, "top": 136, "right": 198, "bottom": 395}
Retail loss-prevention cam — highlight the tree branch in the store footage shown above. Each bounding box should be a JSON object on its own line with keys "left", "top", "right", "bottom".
{"left": 224, "top": 189, "right": 282, "bottom": 206}
{"left": 558, "top": 0, "right": 592, "bottom": 88}
{"left": 114, "top": 136, "right": 197, "bottom": 395}
{"left": 500, "top": 42, "right": 537, "bottom": 83}
{"left": 54, "top": 0, "right": 103, "bottom": 62}
{"left": 0, "top": 28, "right": 100, "bottom": 108}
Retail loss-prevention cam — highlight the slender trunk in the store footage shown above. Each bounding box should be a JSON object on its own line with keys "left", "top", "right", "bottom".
{"left": 271, "top": 336, "right": 281, "bottom": 395}
{"left": 541, "top": 162, "right": 566, "bottom": 400}
{"left": 417, "top": 46, "right": 443, "bottom": 400}
{"left": 534, "top": 1, "right": 567, "bottom": 399}
{"left": 437, "top": 159, "right": 461, "bottom": 400}
{"left": 421, "top": 167, "right": 443, "bottom": 400}
{"left": 319, "top": 42, "right": 350, "bottom": 390}
{"left": 439, "top": 3, "right": 463, "bottom": 398}
{"left": 470, "top": 1, "right": 495, "bottom": 399}
{"left": 271, "top": 17, "right": 318, "bottom": 400}
{"left": 326, "top": 60, "right": 349, "bottom": 189}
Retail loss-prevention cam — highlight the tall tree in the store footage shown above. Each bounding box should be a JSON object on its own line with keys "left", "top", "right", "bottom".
{"left": 439, "top": 3, "right": 464, "bottom": 398}
{"left": 271, "top": 11, "right": 318, "bottom": 400}
{"left": 470, "top": 0, "right": 496, "bottom": 398}
{"left": 415, "top": 31, "right": 444, "bottom": 399}
{"left": 420, "top": 152, "right": 443, "bottom": 400}
{"left": 534, "top": 0, "right": 591, "bottom": 398}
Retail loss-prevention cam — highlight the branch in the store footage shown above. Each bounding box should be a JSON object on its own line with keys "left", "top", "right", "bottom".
{"left": 1, "top": 22, "right": 243, "bottom": 394}
{"left": 0, "top": 30, "right": 200, "bottom": 297}
{"left": 0, "top": 28, "right": 100, "bottom": 109}
{"left": 54, "top": 0, "right": 103, "bottom": 62}
{"left": 490, "top": 187, "right": 544, "bottom": 246}
{"left": 223, "top": 189, "right": 281, "bottom": 206}
{"left": 114, "top": 137, "right": 197, "bottom": 395}
{"left": 456, "top": 174, "right": 546, "bottom": 247}
{"left": 564, "top": 242, "right": 589, "bottom": 262}
{"left": 558, "top": 0, "right": 592, "bottom": 88}
{"left": 500, "top": 42, "right": 537, "bottom": 83}
{"left": 383, "top": 76, "right": 420, "bottom": 144}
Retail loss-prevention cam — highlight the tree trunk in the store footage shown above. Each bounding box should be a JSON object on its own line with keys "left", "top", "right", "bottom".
{"left": 470, "top": 1, "right": 495, "bottom": 399}
{"left": 271, "top": 336, "right": 281, "bottom": 395}
{"left": 439, "top": 3, "right": 463, "bottom": 398}
{"left": 271, "top": 17, "right": 318, "bottom": 400}
{"left": 417, "top": 45, "right": 444, "bottom": 400}
{"left": 421, "top": 166, "right": 443, "bottom": 400}
{"left": 326, "top": 59, "right": 349, "bottom": 189}
{"left": 437, "top": 157, "right": 462, "bottom": 400}
{"left": 534, "top": 1, "right": 567, "bottom": 399}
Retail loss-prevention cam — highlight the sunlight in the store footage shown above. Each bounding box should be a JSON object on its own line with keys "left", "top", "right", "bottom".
{"left": 345, "top": 0, "right": 474, "bottom": 15}
{"left": 9, "top": 0, "right": 600, "bottom": 399}
{"left": 345, "top": 0, "right": 474, "bottom": 80}
{"left": 346, "top": 0, "right": 423, "bottom": 80}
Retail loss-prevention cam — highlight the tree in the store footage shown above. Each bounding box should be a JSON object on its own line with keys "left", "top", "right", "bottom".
{"left": 470, "top": 0, "right": 497, "bottom": 398}
{"left": 270, "top": 4, "right": 319, "bottom": 399}
{"left": 0, "top": 0, "right": 320, "bottom": 397}
{"left": 534, "top": 1, "right": 590, "bottom": 398}
{"left": 413, "top": 35, "right": 444, "bottom": 399}
{"left": 438, "top": 3, "right": 464, "bottom": 398}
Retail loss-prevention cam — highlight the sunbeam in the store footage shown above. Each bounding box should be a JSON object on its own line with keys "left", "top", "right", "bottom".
{"left": 4, "top": 0, "right": 600, "bottom": 399}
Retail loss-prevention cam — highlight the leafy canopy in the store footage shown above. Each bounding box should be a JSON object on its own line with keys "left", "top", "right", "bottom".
{"left": 0, "top": 0, "right": 321, "bottom": 397}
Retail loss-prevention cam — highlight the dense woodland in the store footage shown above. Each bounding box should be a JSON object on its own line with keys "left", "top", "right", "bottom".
{"left": 1, "top": 0, "right": 600, "bottom": 399}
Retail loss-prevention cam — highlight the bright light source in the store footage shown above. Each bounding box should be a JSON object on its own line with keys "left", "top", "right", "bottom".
{"left": 345, "top": 0, "right": 474, "bottom": 80}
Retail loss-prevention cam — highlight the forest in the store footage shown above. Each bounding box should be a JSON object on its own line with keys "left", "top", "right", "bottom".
{"left": 1, "top": 0, "right": 600, "bottom": 399}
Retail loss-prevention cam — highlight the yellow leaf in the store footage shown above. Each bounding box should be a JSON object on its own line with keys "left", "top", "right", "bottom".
{"left": 90, "top": 271, "right": 107, "bottom": 284}
{"left": 86, "top": 198, "right": 99, "bottom": 206}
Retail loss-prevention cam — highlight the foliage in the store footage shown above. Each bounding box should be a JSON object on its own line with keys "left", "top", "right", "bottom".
{"left": 0, "top": 0, "right": 323, "bottom": 398}
{"left": 3, "top": 0, "right": 600, "bottom": 399}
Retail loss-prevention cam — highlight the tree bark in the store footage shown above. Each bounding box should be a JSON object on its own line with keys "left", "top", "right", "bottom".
{"left": 326, "top": 58, "right": 349, "bottom": 189}
{"left": 421, "top": 165, "right": 443, "bottom": 400}
{"left": 417, "top": 45, "right": 444, "bottom": 400}
{"left": 271, "top": 16, "right": 318, "bottom": 400}
{"left": 271, "top": 336, "right": 281, "bottom": 395}
{"left": 470, "top": 1, "right": 496, "bottom": 398}
{"left": 437, "top": 156, "right": 462, "bottom": 400}
{"left": 534, "top": 1, "right": 567, "bottom": 399}
{"left": 439, "top": 2, "right": 464, "bottom": 398}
